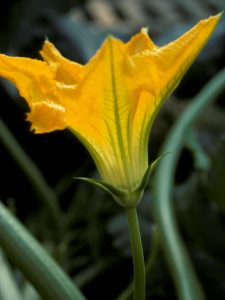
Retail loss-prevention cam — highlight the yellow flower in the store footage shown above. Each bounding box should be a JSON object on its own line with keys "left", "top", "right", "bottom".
{"left": 0, "top": 14, "right": 221, "bottom": 206}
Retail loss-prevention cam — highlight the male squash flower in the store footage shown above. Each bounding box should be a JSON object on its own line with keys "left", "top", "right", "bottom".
{"left": 0, "top": 14, "right": 221, "bottom": 206}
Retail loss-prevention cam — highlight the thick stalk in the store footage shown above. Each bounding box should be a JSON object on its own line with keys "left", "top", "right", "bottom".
{"left": 116, "top": 226, "right": 159, "bottom": 300}
{"left": 126, "top": 207, "right": 145, "bottom": 300}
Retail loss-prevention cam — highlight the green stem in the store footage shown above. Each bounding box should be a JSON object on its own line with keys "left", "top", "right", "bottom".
{"left": 0, "top": 202, "right": 85, "bottom": 300}
{"left": 126, "top": 207, "right": 145, "bottom": 300}
{"left": 116, "top": 226, "right": 160, "bottom": 300}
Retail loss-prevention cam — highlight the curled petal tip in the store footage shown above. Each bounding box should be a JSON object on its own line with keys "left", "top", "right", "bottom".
{"left": 202, "top": 12, "right": 223, "bottom": 26}
{"left": 141, "top": 28, "right": 149, "bottom": 35}
{"left": 27, "top": 102, "right": 66, "bottom": 134}
{"left": 215, "top": 11, "right": 224, "bottom": 18}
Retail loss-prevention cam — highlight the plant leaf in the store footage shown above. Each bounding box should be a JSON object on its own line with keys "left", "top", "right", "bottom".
{"left": 0, "top": 249, "right": 23, "bottom": 300}
{"left": 74, "top": 177, "right": 126, "bottom": 206}
{"left": 138, "top": 154, "right": 169, "bottom": 192}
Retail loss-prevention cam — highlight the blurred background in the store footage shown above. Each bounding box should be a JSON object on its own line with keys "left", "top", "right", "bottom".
{"left": 0, "top": 0, "right": 225, "bottom": 299}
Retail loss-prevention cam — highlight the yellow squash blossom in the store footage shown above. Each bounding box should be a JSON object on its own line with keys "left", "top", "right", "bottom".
{"left": 0, "top": 14, "right": 221, "bottom": 206}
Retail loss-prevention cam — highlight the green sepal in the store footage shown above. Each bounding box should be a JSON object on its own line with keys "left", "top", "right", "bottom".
{"left": 137, "top": 153, "right": 169, "bottom": 192}
{"left": 74, "top": 155, "right": 167, "bottom": 208}
{"left": 74, "top": 177, "right": 124, "bottom": 206}
{"left": 74, "top": 177, "right": 143, "bottom": 207}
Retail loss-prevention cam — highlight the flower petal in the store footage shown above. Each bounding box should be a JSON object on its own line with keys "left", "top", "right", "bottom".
{"left": 40, "top": 41, "right": 83, "bottom": 84}
{"left": 150, "top": 14, "right": 222, "bottom": 102}
{"left": 130, "top": 14, "right": 222, "bottom": 106}
{"left": 27, "top": 101, "right": 66, "bottom": 133}
{"left": 125, "top": 14, "right": 222, "bottom": 170}
{"left": 60, "top": 36, "right": 139, "bottom": 189}
{"left": 126, "top": 28, "right": 156, "bottom": 55}
{"left": 0, "top": 54, "right": 67, "bottom": 132}
{"left": 0, "top": 55, "right": 54, "bottom": 104}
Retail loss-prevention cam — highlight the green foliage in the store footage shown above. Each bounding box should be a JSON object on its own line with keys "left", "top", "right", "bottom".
{"left": 0, "top": 249, "right": 23, "bottom": 300}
